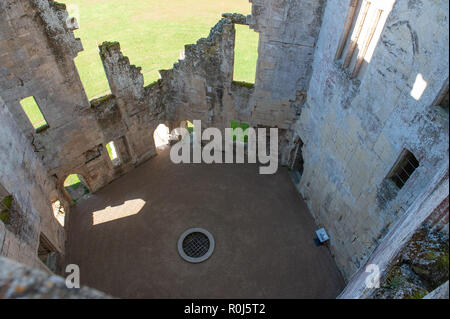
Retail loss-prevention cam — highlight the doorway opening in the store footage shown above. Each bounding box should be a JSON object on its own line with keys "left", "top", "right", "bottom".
{"left": 153, "top": 124, "right": 170, "bottom": 149}
{"left": 290, "top": 138, "right": 305, "bottom": 184}
{"left": 37, "top": 233, "right": 59, "bottom": 273}
{"left": 63, "top": 174, "right": 90, "bottom": 203}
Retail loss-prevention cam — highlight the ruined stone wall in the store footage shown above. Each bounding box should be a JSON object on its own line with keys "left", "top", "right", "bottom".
{"left": 248, "top": 0, "right": 326, "bottom": 131}
{"left": 0, "top": 95, "right": 64, "bottom": 272}
{"left": 0, "top": 0, "right": 165, "bottom": 200}
{"left": 339, "top": 163, "right": 448, "bottom": 298}
{"left": 0, "top": 0, "right": 169, "bottom": 270}
{"left": 158, "top": 14, "right": 256, "bottom": 134}
{"left": 0, "top": 256, "right": 110, "bottom": 298}
{"left": 293, "top": 0, "right": 449, "bottom": 280}
{"left": 1, "top": 0, "right": 449, "bottom": 293}
{"left": 97, "top": 42, "right": 162, "bottom": 164}
{"left": 371, "top": 197, "right": 449, "bottom": 299}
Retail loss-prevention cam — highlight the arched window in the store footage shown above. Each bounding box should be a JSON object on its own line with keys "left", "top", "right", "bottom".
{"left": 51, "top": 199, "right": 66, "bottom": 226}
{"left": 153, "top": 123, "right": 170, "bottom": 148}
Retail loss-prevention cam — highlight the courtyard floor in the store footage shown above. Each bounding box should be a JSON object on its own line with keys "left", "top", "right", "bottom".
{"left": 65, "top": 146, "right": 345, "bottom": 298}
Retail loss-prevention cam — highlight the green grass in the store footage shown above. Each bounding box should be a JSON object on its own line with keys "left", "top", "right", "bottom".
{"left": 62, "top": 0, "right": 255, "bottom": 99}
{"left": 19, "top": 96, "right": 48, "bottom": 130}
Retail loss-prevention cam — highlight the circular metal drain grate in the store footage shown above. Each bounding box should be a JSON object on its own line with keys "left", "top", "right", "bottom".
{"left": 178, "top": 228, "right": 214, "bottom": 263}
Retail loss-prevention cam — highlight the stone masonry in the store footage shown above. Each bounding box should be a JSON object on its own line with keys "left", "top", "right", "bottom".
{"left": 0, "top": 0, "right": 448, "bottom": 298}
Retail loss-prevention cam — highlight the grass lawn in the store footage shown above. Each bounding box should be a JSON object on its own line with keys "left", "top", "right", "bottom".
{"left": 62, "top": 0, "right": 257, "bottom": 99}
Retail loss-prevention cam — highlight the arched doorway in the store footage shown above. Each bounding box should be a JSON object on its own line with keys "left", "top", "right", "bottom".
{"left": 63, "top": 174, "right": 90, "bottom": 203}
{"left": 291, "top": 138, "right": 304, "bottom": 183}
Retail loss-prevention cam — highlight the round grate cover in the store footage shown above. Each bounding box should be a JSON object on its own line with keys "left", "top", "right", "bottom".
{"left": 177, "top": 228, "right": 214, "bottom": 263}
{"left": 182, "top": 232, "right": 210, "bottom": 257}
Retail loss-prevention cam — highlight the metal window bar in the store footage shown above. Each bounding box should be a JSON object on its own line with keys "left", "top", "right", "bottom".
{"left": 394, "top": 173, "right": 406, "bottom": 187}
{"left": 391, "top": 152, "right": 419, "bottom": 188}
{"left": 405, "top": 157, "right": 419, "bottom": 169}
{"left": 400, "top": 166, "right": 412, "bottom": 178}
{"left": 403, "top": 162, "right": 415, "bottom": 175}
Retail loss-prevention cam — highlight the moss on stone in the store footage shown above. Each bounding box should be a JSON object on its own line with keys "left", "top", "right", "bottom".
{"left": 406, "top": 288, "right": 428, "bottom": 299}
{"left": 385, "top": 270, "right": 404, "bottom": 289}
{"left": 35, "top": 123, "right": 49, "bottom": 134}
{"left": 232, "top": 80, "right": 255, "bottom": 88}
{"left": 424, "top": 251, "right": 439, "bottom": 260}
{"left": 90, "top": 94, "right": 115, "bottom": 108}
{"left": 99, "top": 41, "right": 121, "bottom": 58}
{"left": 222, "top": 13, "right": 248, "bottom": 25}
{"left": 1, "top": 195, "right": 13, "bottom": 209}
{"left": 52, "top": 1, "right": 67, "bottom": 11}
{"left": 0, "top": 209, "right": 9, "bottom": 224}
{"left": 437, "top": 253, "right": 449, "bottom": 271}
{"left": 101, "top": 41, "right": 120, "bottom": 48}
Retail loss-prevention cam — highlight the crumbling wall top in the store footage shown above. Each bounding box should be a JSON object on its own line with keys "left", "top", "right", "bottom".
{"left": 30, "top": 0, "right": 83, "bottom": 58}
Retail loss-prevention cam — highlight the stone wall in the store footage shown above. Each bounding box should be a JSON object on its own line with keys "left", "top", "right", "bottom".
{"left": 372, "top": 203, "right": 449, "bottom": 299}
{"left": 0, "top": 0, "right": 168, "bottom": 202}
{"left": 0, "top": 0, "right": 166, "bottom": 270}
{"left": 159, "top": 14, "right": 256, "bottom": 134}
{"left": 0, "top": 1, "right": 262, "bottom": 272}
{"left": 0, "top": 256, "right": 110, "bottom": 298}
{"left": 248, "top": 0, "right": 326, "bottom": 131}
{"left": 0, "top": 0, "right": 448, "bottom": 295}
{"left": 0, "top": 95, "right": 64, "bottom": 272}
{"left": 294, "top": 0, "right": 449, "bottom": 279}
{"left": 339, "top": 163, "right": 448, "bottom": 298}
